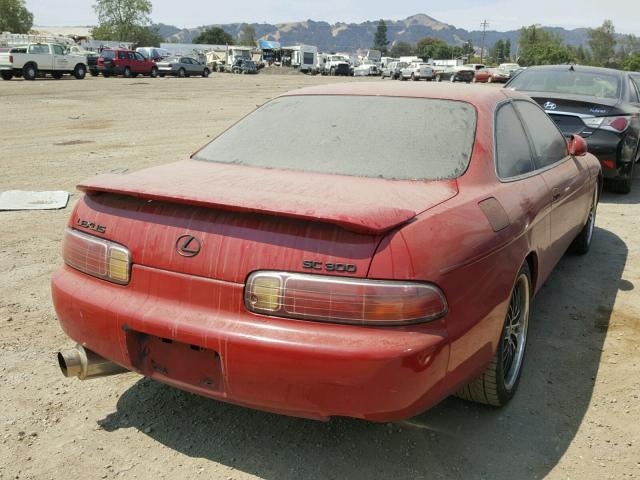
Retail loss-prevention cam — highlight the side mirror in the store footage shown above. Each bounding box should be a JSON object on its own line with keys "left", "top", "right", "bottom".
{"left": 568, "top": 134, "right": 588, "bottom": 157}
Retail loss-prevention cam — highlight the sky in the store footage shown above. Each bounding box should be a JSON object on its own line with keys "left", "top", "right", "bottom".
{"left": 26, "top": 0, "right": 640, "bottom": 35}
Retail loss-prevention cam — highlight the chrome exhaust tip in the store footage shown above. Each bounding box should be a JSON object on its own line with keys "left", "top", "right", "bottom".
{"left": 57, "top": 345, "right": 127, "bottom": 380}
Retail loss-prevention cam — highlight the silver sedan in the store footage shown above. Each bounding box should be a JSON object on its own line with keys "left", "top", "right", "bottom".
{"left": 156, "top": 56, "right": 210, "bottom": 78}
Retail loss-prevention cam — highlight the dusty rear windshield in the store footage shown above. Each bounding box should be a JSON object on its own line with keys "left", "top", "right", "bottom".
{"left": 509, "top": 69, "right": 621, "bottom": 99}
{"left": 194, "top": 95, "right": 477, "bottom": 180}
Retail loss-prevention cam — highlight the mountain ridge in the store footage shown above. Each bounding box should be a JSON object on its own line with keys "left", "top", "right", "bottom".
{"left": 156, "top": 13, "right": 597, "bottom": 52}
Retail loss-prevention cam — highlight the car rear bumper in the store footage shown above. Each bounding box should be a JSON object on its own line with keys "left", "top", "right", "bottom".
{"left": 52, "top": 264, "right": 451, "bottom": 421}
{"left": 585, "top": 131, "right": 633, "bottom": 180}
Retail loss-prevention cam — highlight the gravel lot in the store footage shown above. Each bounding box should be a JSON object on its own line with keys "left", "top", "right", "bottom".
{"left": 0, "top": 74, "right": 638, "bottom": 480}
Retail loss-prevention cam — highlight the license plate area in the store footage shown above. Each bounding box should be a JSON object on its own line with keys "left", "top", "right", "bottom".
{"left": 126, "top": 331, "right": 223, "bottom": 392}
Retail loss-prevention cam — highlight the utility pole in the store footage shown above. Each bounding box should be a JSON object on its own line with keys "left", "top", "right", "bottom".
{"left": 480, "top": 19, "right": 489, "bottom": 63}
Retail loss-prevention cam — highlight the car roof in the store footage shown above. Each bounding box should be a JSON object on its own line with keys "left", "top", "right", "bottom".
{"left": 523, "top": 64, "right": 628, "bottom": 78}
{"left": 280, "top": 82, "right": 526, "bottom": 107}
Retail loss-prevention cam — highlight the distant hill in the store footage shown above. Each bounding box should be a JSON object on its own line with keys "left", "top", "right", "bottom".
{"left": 158, "top": 13, "right": 596, "bottom": 52}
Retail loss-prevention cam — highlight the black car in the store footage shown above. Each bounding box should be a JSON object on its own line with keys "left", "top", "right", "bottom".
{"left": 506, "top": 65, "right": 640, "bottom": 193}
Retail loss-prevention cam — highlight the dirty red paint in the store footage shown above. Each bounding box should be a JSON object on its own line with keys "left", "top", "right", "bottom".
{"left": 51, "top": 83, "right": 601, "bottom": 421}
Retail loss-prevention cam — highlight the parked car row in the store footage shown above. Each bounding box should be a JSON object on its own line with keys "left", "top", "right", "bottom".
{"left": 379, "top": 62, "right": 520, "bottom": 84}
{"left": 0, "top": 43, "right": 212, "bottom": 80}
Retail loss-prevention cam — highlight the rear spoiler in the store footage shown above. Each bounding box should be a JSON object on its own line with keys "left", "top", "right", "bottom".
{"left": 77, "top": 166, "right": 419, "bottom": 235}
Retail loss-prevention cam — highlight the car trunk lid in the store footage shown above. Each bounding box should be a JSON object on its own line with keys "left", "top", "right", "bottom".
{"left": 74, "top": 160, "right": 458, "bottom": 283}
{"left": 527, "top": 92, "right": 624, "bottom": 136}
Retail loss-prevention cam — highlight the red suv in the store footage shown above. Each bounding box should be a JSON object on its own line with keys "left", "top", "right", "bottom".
{"left": 97, "top": 49, "right": 158, "bottom": 78}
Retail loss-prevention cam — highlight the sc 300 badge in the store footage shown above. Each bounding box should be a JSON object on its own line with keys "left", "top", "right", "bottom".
{"left": 303, "top": 260, "right": 357, "bottom": 273}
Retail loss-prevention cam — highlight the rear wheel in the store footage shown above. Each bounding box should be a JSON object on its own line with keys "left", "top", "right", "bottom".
{"left": 178, "top": 68, "right": 186, "bottom": 78}
{"left": 23, "top": 63, "right": 37, "bottom": 81}
{"left": 202, "top": 68, "right": 210, "bottom": 77}
{"left": 89, "top": 69, "right": 99, "bottom": 77}
{"left": 73, "top": 64, "right": 86, "bottom": 79}
{"left": 123, "top": 67, "right": 132, "bottom": 78}
{"left": 150, "top": 67, "right": 158, "bottom": 78}
{"left": 571, "top": 182, "right": 599, "bottom": 254}
{"left": 102, "top": 71, "right": 110, "bottom": 78}
{"left": 457, "top": 262, "right": 531, "bottom": 406}
{"left": 1, "top": 71, "right": 13, "bottom": 81}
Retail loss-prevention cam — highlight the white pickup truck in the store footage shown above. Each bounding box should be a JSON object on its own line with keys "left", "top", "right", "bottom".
{"left": 0, "top": 43, "right": 87, "bottom": 81}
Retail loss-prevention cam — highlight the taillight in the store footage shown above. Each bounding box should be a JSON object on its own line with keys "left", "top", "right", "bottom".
{"left": 583, "top": 116, "right": 630, "bottom": 133}
{"left": 245, "top": 271, "right": 447, "bottom": 326}
{"left": 62, "top": 228, "right": 131, "bottom": 285}
{"left": 9, "top": 55, "right": 13, "bottom": 63}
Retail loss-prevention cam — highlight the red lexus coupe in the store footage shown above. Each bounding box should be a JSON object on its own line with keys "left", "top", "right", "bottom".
{"left": 52, "top": 83, "right": 601, "bottom": 421}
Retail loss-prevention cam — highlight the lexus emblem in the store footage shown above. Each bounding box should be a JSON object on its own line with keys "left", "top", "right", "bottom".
{"left": 176, "top": 234, "right": 201, "bottom": 257}
{"left": 543, "top": 101, "right": 557, "bottom": 110}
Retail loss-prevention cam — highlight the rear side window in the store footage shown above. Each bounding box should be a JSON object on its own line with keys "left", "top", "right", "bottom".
{"left": 101, "top": 50, "right": 115, "bottom": 59}
{"left": 194, "top": 96, "right": 477, "bottom": 180}
{"left": 52, "top": 45, "right": 64, "bottom": 55}
{"left": 118, "top": 51, "right": 127, "bottom": 59}
{"left": 514, "top": 101, "right": 568, "bottom": 169}
{"left": 29, "top": 44, "right": 49, "bottom": 54}
{"left": 495, "top": 103, "right": 535, "bottom": 178}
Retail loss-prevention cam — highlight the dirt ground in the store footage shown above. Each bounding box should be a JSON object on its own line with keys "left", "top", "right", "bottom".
{"left": 0, "top": 74, "right": 639, "bottom": 480}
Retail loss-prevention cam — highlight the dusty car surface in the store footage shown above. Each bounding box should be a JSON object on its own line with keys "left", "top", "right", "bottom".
{"left": 52, "top": 83, "right": 601, "bottom": 422}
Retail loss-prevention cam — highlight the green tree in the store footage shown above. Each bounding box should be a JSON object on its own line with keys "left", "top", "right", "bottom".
{"left": 416, "top": 37, "right": 451, "bottom": 60}
{"left": 193, "top": 26, "right": 234, "bottom": 45}
{"left": 623, "top": 52, "right": 640, "bottom": 71}
{"left": 504, "top": 39, "right": 511, "bottom": 61}
{"left": 92, "top": 23, "right": 163, "bottom": 46}
{"left": 238, "top": 24, "right": 256, "bottom": 46}
{"left": 462, "top": 40, "right": 475, "bottom": 57}
{"left": 587, "top": 20, "right": 617, "bottom": 67}
{"left": 92, "top": 0, "right": 154, "bottom": 42}
{"left": 490, "top": 39, "right": 506, "bottom": 64}
{"left": 372, "top": 19, "right": 389, "bottom": 54}
{"left": 517, "top": 25, "right": 575, "bottom": 66}
{"left": 0, "top": 0, "right": 33, "bottom": 34}
{"left": 389, "top": 41, "right": 413, "bottom": 57}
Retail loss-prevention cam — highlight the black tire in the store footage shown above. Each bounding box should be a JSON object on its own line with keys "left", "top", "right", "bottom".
{"left": 570, "top": 182, "right": 599, "bottom": 255}
{"left": 123, "top": 67, "right": 132, "bottom": 78}
{"left": 457, "top": 262, "right": 532, "bottom": 407}
{"left": 178, "top": 68, "right": 186, "bottom": 78}
{"left": 1, "top": 71, "right": 13, "bottom": 81}
{"left": 73, "top": 64, "right": 86, "bottom": 80}
{"left": 52, "top": 71, "right": 63, "bottom": 80}
{"left": 150, "top": 67, "right": 158, "bottom": 78}
{"left": 23, "top": 63, "right": 37, "bottom": 81}
{"left": 90, "top": 69, "right": 99, "bottom": 77}
{"left": 609, "top": 176, "right": 632, "bottom": 194}
{"left": 102, "top": 71, "right": 110, "bottom": 78}
{"left": 202, "top": 68, "right": 210, "bottom": 78}
{"left": 159, "top": 73, "right": 165, "bottom": 78}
